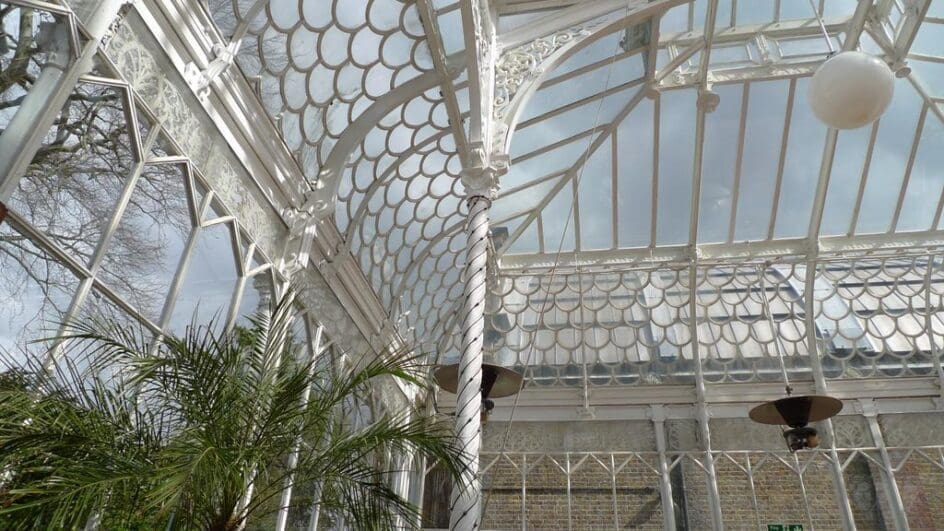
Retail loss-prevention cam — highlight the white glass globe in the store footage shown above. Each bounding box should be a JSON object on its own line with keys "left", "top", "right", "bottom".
{"left": 808, "top": 51, "right": 895, "bottom": 130}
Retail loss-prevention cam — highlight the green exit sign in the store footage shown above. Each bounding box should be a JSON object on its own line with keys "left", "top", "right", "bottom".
{"left": 767, "top": 525, "right": 803, "bottom": 531}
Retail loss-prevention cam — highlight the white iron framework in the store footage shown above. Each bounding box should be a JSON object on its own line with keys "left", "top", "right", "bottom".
{"left": 2, "top": 0, "right": 944, "bottom": 529}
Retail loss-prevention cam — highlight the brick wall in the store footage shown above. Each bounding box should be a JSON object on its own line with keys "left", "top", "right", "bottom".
{"left": 893, "top": 451, "right": 944, "bottom": 530}
{"left": 422, "top": 416, "right": 944, "bottom": 530}
{"left": 714, "top": 454, "right": 841, "bottom": 530}
{"left": 480, "top": 454, "right": 663, "bottom": 530}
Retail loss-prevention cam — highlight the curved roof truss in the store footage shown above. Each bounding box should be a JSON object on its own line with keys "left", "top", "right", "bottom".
{"left": 199, "top": 0, "right": 943, "bottom": 358}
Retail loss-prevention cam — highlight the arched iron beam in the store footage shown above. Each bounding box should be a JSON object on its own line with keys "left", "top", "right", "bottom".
{"left": 490, "top": 0, "right": 688, "bottom": 158}
{"left": 342, "top": 129, "right": 454, "bottom": 246}
{"left": 306, "top": 56, "right": 465, "bottom": 222}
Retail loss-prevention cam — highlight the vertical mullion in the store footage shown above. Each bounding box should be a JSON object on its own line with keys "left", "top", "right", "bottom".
{"left": 0, "top": 1, "right": 128, "bottom": 200}
{"left": 932, "top": 175, "right": 944, "bottom": 229}
{"left": 848, "top": 120, "right": 882, "bottom": 236}
{"left": 611, "top": 128, "right": 619, "bottom": 249}
{"left": 890, "top": 104, "right": 929, "bottom": 232}
{"left": 688, "top": 263, "right": 724, "bottom": 530}
{"left": 746, "top": 457, "right": 761, "bottom": 530}
{"left": 804, "top": 262, "right": 857, "bottom": 531}
{"left": 157, "top": 192, "right": 214, "bottom": 331}
{"left": 651, "top": 406, "right": 676, "bottom": 531}
{"left": 572, "top": 178, "right": 581, "bottom": 251}
{"left": 610, "top": 454, "right": 620, "bottom": 529}
{"left": 650, "top": 96, "right": 661, "bottom": 247}
{"left": 46, "top": 277, "right": 95, "bottom": 369}
{"left": 87, "top": 124, "right": 164, "bottom": 276}
{"left": 862, "top": 404, "right": 910, "bottom": 531}
{"left": 767, "top": 79, "right": 797, "bottom": 240}
{"left": 565, "top": 454, "right": 573, "bottom": 531}
{"left": 226, "top": 276, "right": 248, "bottom": 331}
{"left": 793, "top": 453, "right": 815, "bottom": 529}
{"left": 727, "top": 83, "right": 750, "bottom": 243}
{"left": 689, "top": 108, "right": 707, "bottom": 247}
{"left": 922, "top": 255, "right": 944, "bottom": 396}
{"left": 521, "top": 454, "right": 528, "bottom": 531}
{"left": 225, "top": 242, "right": 256, "bottom": 331}
{"left": 278, "top": 324, "right": 325, "bottom": 531}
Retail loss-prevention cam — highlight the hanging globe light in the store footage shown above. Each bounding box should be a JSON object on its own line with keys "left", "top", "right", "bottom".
{"left": 808, "top": 51, "right": 895, "bottom": 130}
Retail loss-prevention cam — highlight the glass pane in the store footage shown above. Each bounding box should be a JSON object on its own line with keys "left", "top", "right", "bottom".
{"left": 236, "top": 271, "right": 275, "bottom": 326}
{"left": 820, "top": 122, "right": 874, "bottom": 236}
{"left": 697, "top": 84, "right": 742, "bottom": 243}
{"left": 656, "top": 89, "right": 696, "bottom": 245}
{"left": 734, "top": 80, "right": 790, "bottom": 241}
{"left": 897, "top": 115, "right": 944, "bottom": 232}
{"left": 773, "top": 78, "right": 827, "bottom": 239}
{"left": 577, "top": 137, "right": 613, "bottom": 250}
{"left": 98, "top": 163, "right": 193, "bottom": 322}
{"left": 0, "top": 223, "right": 78, "bottom": 365}
{"left": 9, "top": 82, "right": 135, "bottom": 266}
{"left": 167, "top": 223, "right": 239, "bottom": 335}
{"left": 854, "top": 78, "right": 925, "bottom": 234}
{"left": 77, "top": 288, "right": 140, "bottom": 329}
{"left": 0, "top": 4, "right": 72, "bottom": 136}
{"left": 616, "top": 97, "right": 654, "bottom": 248}
{"left": 66, "top": 288, "right": 144, "bottom": 379}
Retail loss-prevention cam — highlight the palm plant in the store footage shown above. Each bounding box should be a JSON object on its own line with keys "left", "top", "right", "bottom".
{"left": 0, "top": 290, "right": 463, "bottom": 530}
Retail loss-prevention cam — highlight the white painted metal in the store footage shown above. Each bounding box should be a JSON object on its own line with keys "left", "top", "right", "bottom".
{"left": 860, "top": 399, "right": 911, "bottom": 531}
{"left": 449, "top": 193, "right": 491, "bottom": 531}
{"left": 500, "top": 0, "right": 685, "bottom": 49}
{"left": 0, "top": 1, "right": 107, "bottom": 200}
{"left": 847, "top": 120, "right": 881, "bottom": 236}
{"left": 766, "top": 79, "right": 797, "bottom": 240}
{"left": 890, "top": 104, "right": 929, "bottom": 232}
{"left": 650, "top": 405, "right": 677, "bottom": 531}
{"left": 274, "top": 324, "right": 324, "bottom": 531}
{"left": 803, "top": 263, "right": 857, "bottom": 531}
{"left": 687, "top": 262, "right": 724, "bottom": 531}
{"left": 5, "top": 0, "right": 944, "bottom": 527}
{"left": 417, "top": 0, "right": 470, "bottom": 158}
{"left": 498, "top": 88, "right": 649, "bottom": 255}
{"left": 726, "top": 84, "right": 750, "bottom": 243}
{"left": 498, "top": 229, "right": 944, "bottom": 272}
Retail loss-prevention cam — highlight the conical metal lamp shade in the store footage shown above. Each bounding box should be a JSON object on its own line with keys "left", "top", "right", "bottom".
{"left": 434, "top": 363, "right": 523, "bottom": 399}
{"left": 749, "top": 395, "right": 843, "bottom": 428}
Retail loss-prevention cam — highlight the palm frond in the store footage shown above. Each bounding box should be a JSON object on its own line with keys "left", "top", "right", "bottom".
{"left": 0, "top": 286, "right": 466, "bottom": 530}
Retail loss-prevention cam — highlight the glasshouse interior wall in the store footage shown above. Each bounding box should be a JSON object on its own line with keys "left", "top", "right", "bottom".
{"left": 0, "top": 0, "right": 383, "bottom": 365}
{"left": 419, "top": 414, "right": 944, "bottom": 530}
{"left": 5, "top": 0, "right": 944, "bottom": 529}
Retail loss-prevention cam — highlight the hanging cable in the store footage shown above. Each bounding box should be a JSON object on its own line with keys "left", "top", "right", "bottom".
{"left": 758, "top": 263, "right": 792, "bottom": 396}
{"left": 806, "top": 0, "right": 836, "bottom": 55}
{"left": 481, "top": 3, "right": 631, "bottom": 517}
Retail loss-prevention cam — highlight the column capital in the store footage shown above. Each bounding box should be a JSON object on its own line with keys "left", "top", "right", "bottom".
{"left": 460, "top": 145, "right": 508, "bottom": 199}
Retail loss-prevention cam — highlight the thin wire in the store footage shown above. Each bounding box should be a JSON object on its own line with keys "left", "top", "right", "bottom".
{"left": 480, "top": 5, "right": 628, "bottom": 515}
{"left": 758, "top": 264, "right": 792, "bottom": 395}
{"left": 806, "top": 0, "right": 836, "bottom": 54}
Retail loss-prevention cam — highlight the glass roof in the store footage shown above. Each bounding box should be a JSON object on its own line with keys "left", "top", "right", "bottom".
{"left": 201, "top": 0, "right": 944, "bottom": 359}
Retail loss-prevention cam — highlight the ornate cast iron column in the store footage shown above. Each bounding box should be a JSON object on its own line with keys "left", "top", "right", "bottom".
{"left": 449, "top": 149, "right": 504, "bottom": 531}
